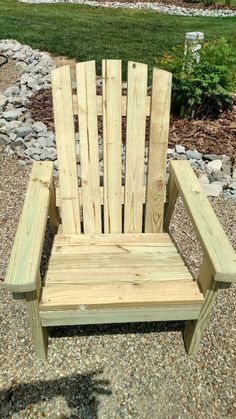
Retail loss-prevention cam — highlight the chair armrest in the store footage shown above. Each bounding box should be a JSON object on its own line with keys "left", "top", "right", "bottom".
{"left": 165, "top": 160, "right": 236, "bottom": 283}
{"left": 5, "top": 161, "right": 54, "bottom": 292}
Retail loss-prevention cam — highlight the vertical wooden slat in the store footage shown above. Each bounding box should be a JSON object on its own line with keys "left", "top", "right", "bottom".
{"left": 124, "top": 61, "right": 147, "bottom": 233}
{"left": 102, "top": 59, "right": 122, "bottom": 233}
{"left": 76, "top": 61, "right": 101, "bottom": 234}
{"left": 145, "top": 69, "right": 172, "bottom": 233}
{"left": 52, "top": 66, "right": 81, "bottom": 234}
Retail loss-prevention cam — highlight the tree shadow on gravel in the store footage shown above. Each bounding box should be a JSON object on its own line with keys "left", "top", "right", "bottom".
{"left": 49, "top": 320, "right": 185, "bottom": 339}
{"left": 0, "top": 370, "right": 111, "bottom": 419}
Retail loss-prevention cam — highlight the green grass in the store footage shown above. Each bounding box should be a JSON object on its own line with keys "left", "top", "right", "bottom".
{"left": 0, "top": 0, "right": 235, "bottom": 78}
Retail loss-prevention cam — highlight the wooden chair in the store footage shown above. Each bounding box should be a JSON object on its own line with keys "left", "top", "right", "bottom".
{"left": 5, "top": 60, "right": 236, "bottom": 360}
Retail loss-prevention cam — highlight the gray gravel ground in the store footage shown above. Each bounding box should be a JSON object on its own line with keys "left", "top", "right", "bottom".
{"left": 0, "top": 150, "right": 236, "bottom": 418}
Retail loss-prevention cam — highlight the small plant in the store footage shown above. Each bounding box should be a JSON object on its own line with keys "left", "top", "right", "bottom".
{"left": 157, "top": 38, "right": 235, "bottom": 119}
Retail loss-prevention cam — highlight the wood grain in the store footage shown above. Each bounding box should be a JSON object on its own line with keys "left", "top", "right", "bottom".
{"left": 145, "top": 69, "right": 172, "bottom": 233}
{"left": 124, "top": 61, "right": 147, "bottom": 232}
{"left": 76, "top": 61, "right": 101, "bottom": 233}
{"left": 40, "top": 280, "right": 203, "bottom": 310}
{"left": 103, "top": 59, "right": 122, "bottom": 233}
{"left": 72, "top": 94, "right": 151, "bottom": 116}
{"left": 171, "top": 160, "right": 236, "bottom": 282}
{"left": 5, "top": 161, "right": 53, "bottom": 292}
{"left": 52, "top": 65, "right": 81, "bottom": 234}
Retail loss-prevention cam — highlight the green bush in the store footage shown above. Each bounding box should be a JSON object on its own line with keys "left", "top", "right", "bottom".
{"left": 185, "top": 0, "right": 216, "bottom": 5}
{"left": 157, "top": 38, "right": 235, "bottom": 119}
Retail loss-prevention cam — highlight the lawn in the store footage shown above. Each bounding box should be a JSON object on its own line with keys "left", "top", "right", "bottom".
{"left": 0, "top": 0, "right": 235, "bottom": 78}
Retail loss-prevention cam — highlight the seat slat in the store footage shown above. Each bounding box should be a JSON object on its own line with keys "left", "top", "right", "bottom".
{"left": 124, "top": 62, "right": 148, "bottom": 233}
{"left": 76, "top": 61, "right": 101, "bottom": 233}
{"left": 52, "top": 66, "right": 81, "bottom": 234}
{"left": 44, "top": 233, "right": 192, "bottom": 284}
{"left": 40, "top": 281, "right": 203, "bottom": 310}
{"left": 145, "top": 69, "right": 172, "bottom": 233}
{"left": 103, "top": 59, "right": 122, "bottom": 232}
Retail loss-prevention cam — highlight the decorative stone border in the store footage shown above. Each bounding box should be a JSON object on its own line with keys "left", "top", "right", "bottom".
{"left": 18, "top": 0, "right": 236, "bottom": 18}
{"left": 0, "top": 39, "right": 235, "bottom": 199}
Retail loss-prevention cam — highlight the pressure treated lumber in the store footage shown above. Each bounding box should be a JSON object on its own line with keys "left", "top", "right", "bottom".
{"left": 170, "top": 160, "right": 236, "bottom": 282}
{"left": 25, "top": 272, "right": 48, "bottom": 360}
{"left": 56, "top": 186, "right": 147, "bottom": 207}
{"left": 72, "top": 94, "right": 151, "bottom": 116}
{"left": 40, "top": 306, "right": 202, "bottom": 327}
{"left": 102, "top": 59, "right": 122, "bottom": 233}
{"left": 76, "top": 61, "right": 101, "bottom": 233}
{"left": 40, "top": 280, "right": 203, "bottom": 311}
{"left": 5, "top": 161, "right": 53, "bottom": 292}
{"left": 124, "top": 61, "right": 147, "bottom": 233}
{"left": 145, "top": 68, "right": 172, "bottom": 233}
{"left": 184, "top": 256, "right": 220, "bottom": 354}
{"left": 52, "top": 65, "right": 81, "bottom": 234}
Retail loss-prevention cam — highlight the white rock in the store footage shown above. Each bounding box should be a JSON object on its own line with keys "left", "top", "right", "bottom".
{"left": 198, "top": 174, "right": 209, "bottom": 185}
{"left": 32, "top": 121, "right": 47, "bottom": 133}
{"left": 0, "top": 94, "right": 7, "bottom": 108}
{"left": 201, "top": 183, "right": 222, "bottom": 197}
{"left": 206, "top": 160, "right": 222, "bottom": 174}
{"left": 4, "top": 85, "right": 20, "bottom": 97}
{"left": 228, "top": 182, "right": 236, "bottom": 190}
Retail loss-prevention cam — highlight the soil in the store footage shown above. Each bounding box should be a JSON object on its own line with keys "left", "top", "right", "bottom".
{"left": 28, "top": 87, "right": 236, "bottom": 157}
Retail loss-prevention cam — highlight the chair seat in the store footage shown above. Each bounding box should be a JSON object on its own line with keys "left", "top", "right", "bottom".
{"left": 39, "top": 233, "right": 203, "bottom": 323}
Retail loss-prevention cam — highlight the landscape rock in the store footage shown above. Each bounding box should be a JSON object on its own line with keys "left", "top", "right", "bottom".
{"left": 201, "top": 183, "right": 223, "bottom": 197}
{"left": 228, "top": 182, "right": 236, "bottom": 190}
{"left": 206, "top": 160, "right": 222, "bottom": 174}
{"left": 3, "top": 110, "right": 21, "bottom": 121}
{"left": 186, "top": 149, "right": 202, "bottom": 160}
{"left": 4, "top": 85, "right": 20, "bottom": 97}
{"left": 16, "top": 126, "right": 34, "bottom": 138}
{"left": 222, "top": 162, "right": 231, "bottom": 176}
{"left": 198, "top": 174, "right": 209, "bottom": 185}
{"left": 32, "top": 121, "right": 47, "bottom": 133}
{"left": 175, "top": 145, "right": 185, "bottom": 154}
{"left": 0, "top": 94, "right": 7, "bottom": 108}
{"left": 18, "top": 0, "right": 236, "bottom": 18}
{"left": 204, "top": 154, "right": 224, "bottom": 162}
{"left": 0, "top": 134, "right": 10, "bottom": 146}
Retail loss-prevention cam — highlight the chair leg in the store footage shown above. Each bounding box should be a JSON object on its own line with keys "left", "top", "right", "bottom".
{"left": 25, "top": 289, "right": 48, "bottom": 360}
{"left": 184, "top": 257, "right": 220, "bottom": 354}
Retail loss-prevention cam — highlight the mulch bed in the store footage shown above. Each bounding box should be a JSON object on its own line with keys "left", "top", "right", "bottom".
{"left": 28, "top": 88, "right": 236, "bottom": 157}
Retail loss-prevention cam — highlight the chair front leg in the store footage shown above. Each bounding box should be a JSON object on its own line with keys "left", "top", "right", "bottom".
{"left": 184, "top": 256, "right": 220, "bottom": 354}
{"left": 25, "top": 272, "right": 48, "bottom": 360}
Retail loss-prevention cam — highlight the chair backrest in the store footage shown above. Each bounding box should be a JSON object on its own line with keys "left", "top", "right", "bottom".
{"left": 52, "top": 60, "right": 172, "bottom": 235}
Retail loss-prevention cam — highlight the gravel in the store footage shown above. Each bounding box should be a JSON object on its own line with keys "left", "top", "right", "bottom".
{"left": 0, "top": 150, "right": 236, "bottom": 418}
{"left": 18, "top": 0, "right": 236, "bottom": 17}
{"left": 0, "top": 58, "right": 20, "bottom": 93}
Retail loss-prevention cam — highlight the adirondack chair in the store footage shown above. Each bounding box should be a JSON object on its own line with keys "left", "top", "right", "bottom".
{"left": 5, "top": 60, "right": 236, "bottom": 360}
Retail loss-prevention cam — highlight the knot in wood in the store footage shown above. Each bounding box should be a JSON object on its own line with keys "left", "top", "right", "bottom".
{"left": 156, "top": 178, "right": 164, "bottom": 193}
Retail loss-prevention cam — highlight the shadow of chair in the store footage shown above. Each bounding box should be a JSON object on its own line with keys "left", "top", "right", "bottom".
{"left": 0, "top": 370, "right": 111, "bottom": 419}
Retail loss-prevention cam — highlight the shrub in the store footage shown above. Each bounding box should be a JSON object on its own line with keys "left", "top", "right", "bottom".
{"left": 185, "top": 0, "right": 216, "bottom": 5}
{"left": 157, "top": 38, "right": 235, "bottom": 119}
